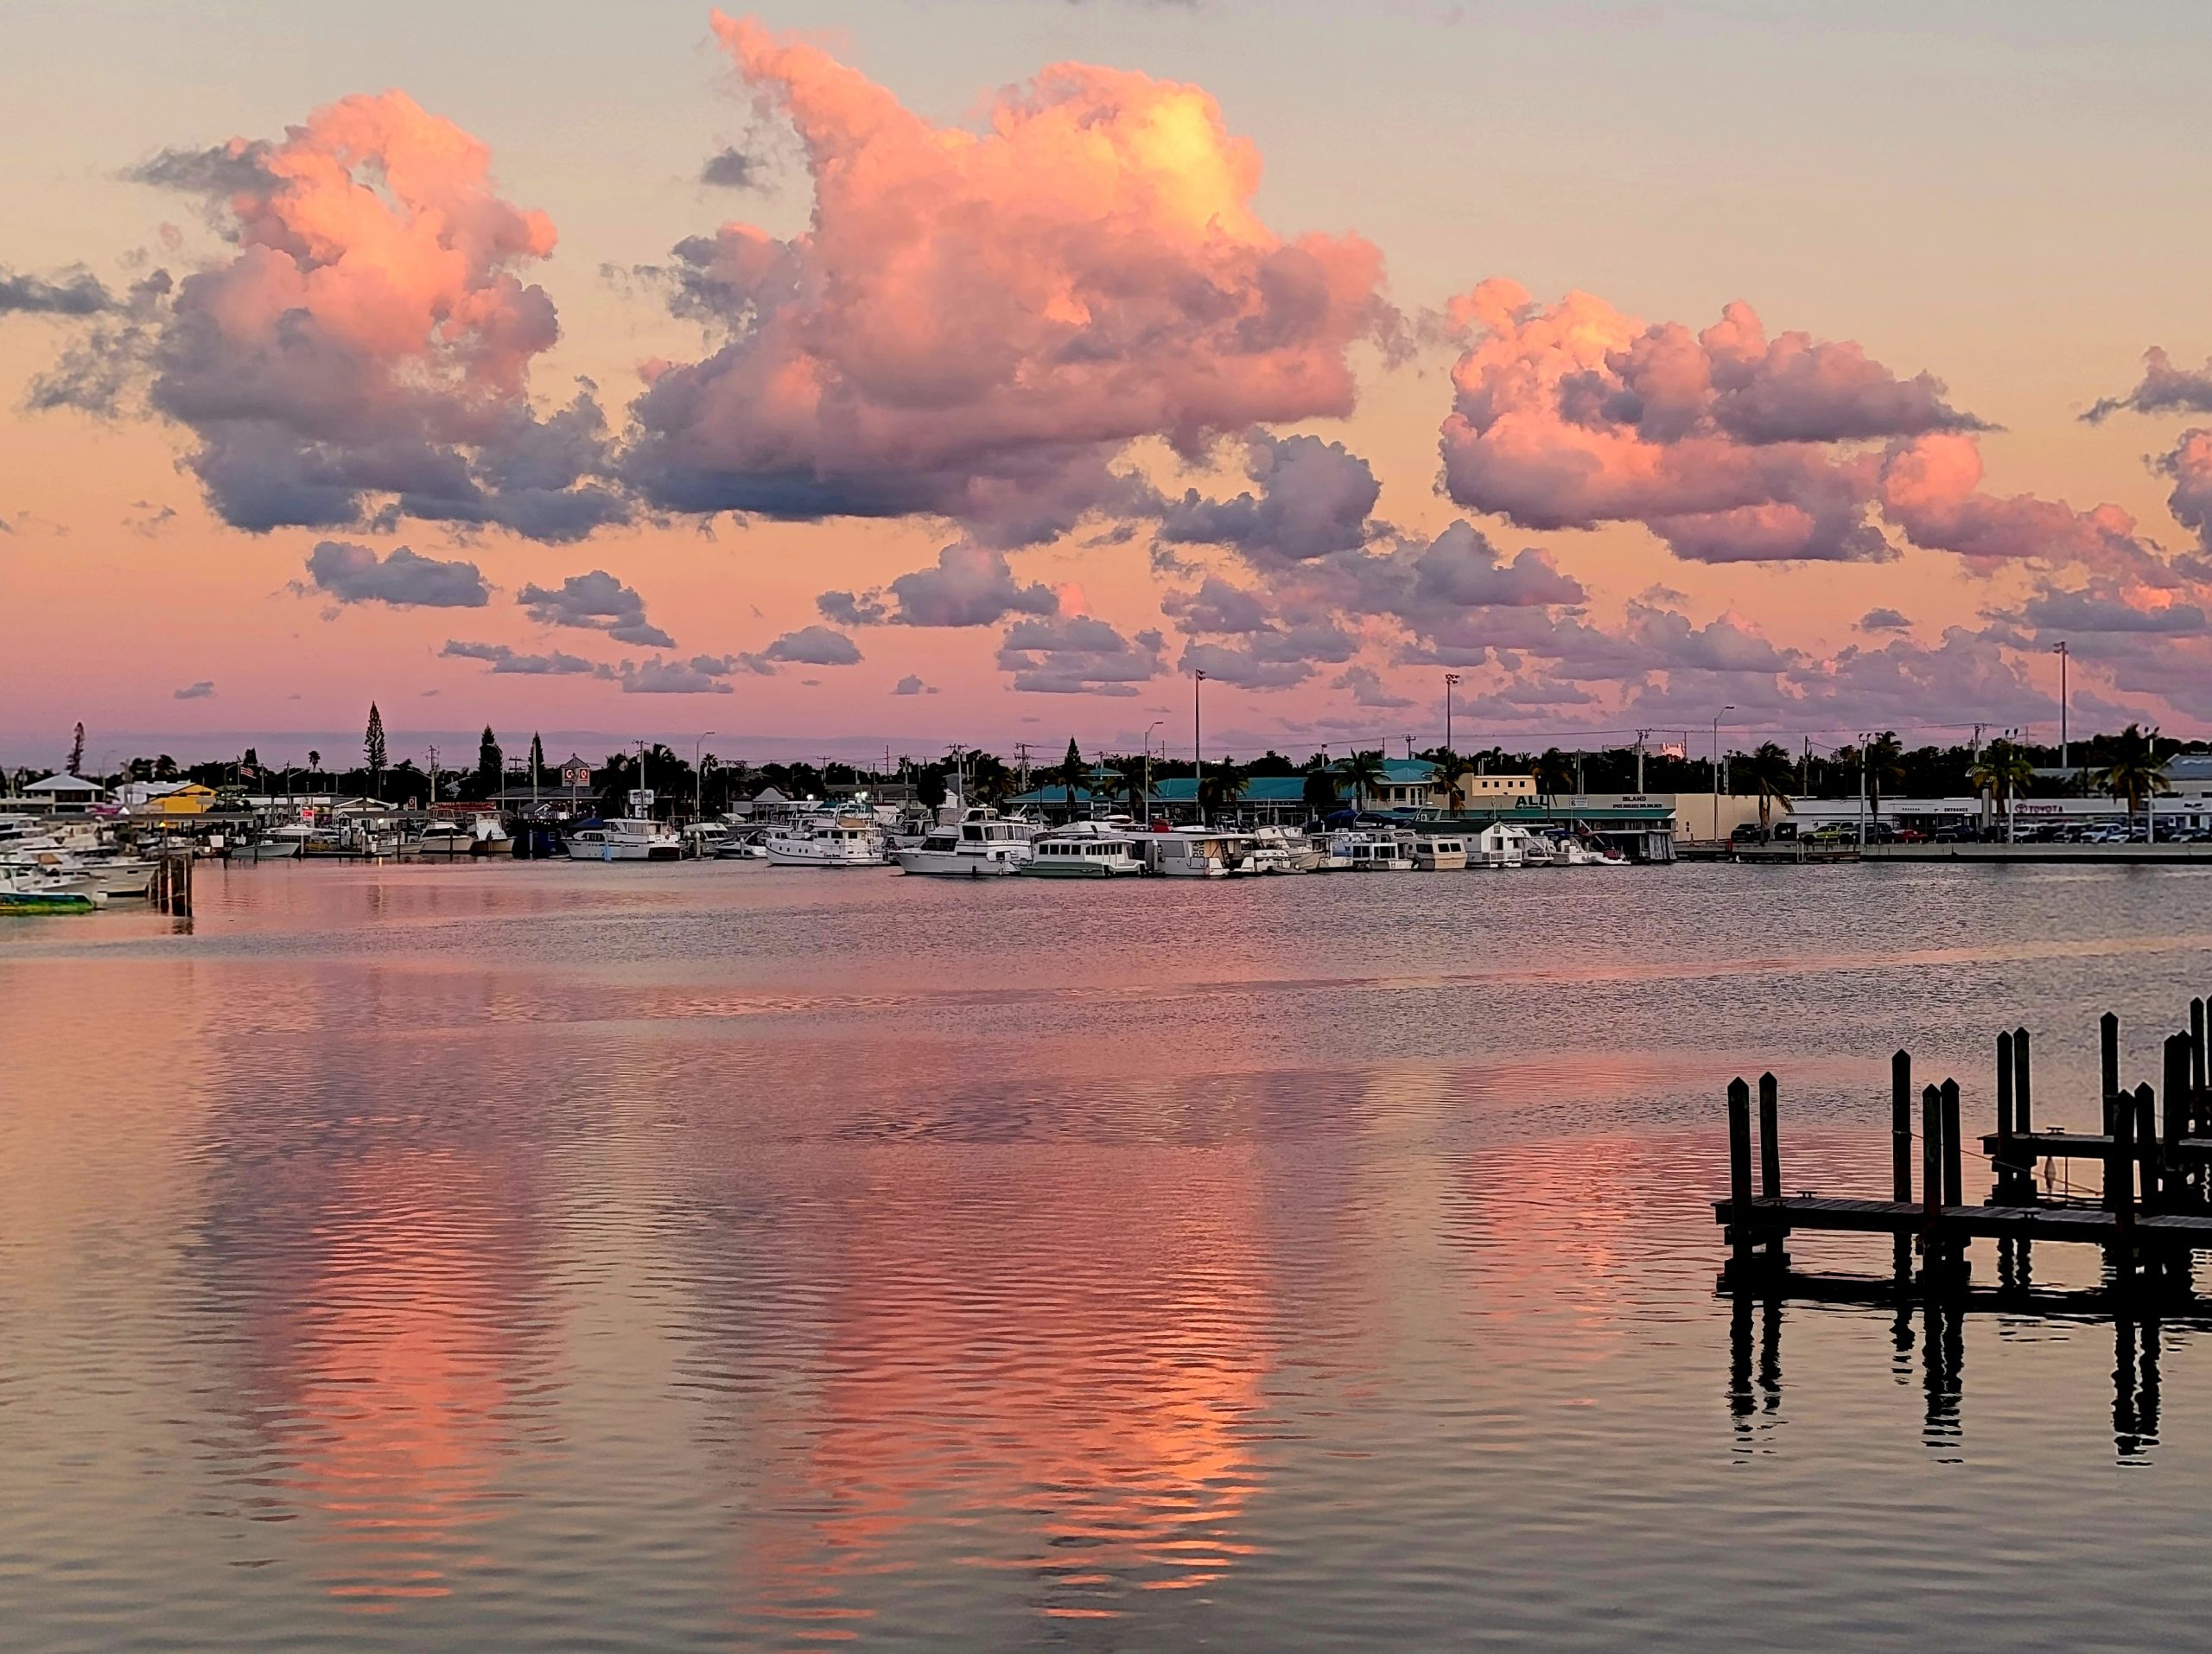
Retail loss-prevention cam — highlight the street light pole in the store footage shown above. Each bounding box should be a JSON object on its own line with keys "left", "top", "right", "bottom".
{"left": 2052, "top": 640, "right": 2070, "bottom": 777}
{"left": 1444, "top": 672, "right": 1459, "bottom": 754}
{"left": 693, "top": 730, "right": 716, "bottom": 836}
{"left": 1145, "top": 720, "right": 1161, "bottom": 825}
{"left": 1711, "top": 707, "right": 1732, "bottom": 844}
{"left": 1193, "top": 669, "right": 1206, "bottom": 826}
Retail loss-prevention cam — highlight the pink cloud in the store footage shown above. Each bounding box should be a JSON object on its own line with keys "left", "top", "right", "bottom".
{"left": 1437, "top": 281, "right": 2136, "bottom": 572}
{"left": 40, "top": 92, "right": 620, "bottom": 541}
{"left": 620, "top": 14, "right": 1389, "bottom": 545}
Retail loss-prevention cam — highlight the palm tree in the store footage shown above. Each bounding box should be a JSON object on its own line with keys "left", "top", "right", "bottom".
{"left": 1340, "top": 749, "right": 1388, "bottom": 812}
{"left": 1968, "top": 738, "right": 2037, "bottom": 832}
{"left": 1198, "top": 756, "right": 1250, "bottom": 822}
{"left": 1301, "top": 767, "right": 1342, "bottom": 817}
{"left": 968, "top": 752, "right": 1014, "bottom": 807}
{"left": 1865, "top": 730, "right": 1905, "bottom": 824}
{"left": 1088, "top": 762, "right": 1128, "bottom": 817}
{"left": 1741, "top": 741, "right": 1796, "bottom": 833}
{"left": 2093, "top": 722, "right": 2173, "bottom": 817}
{"left": 1427, "top": 747, "right": 1467, "bottom": 813}
{"left": 1534, "top": 747, "right": 1573, "bottom": 802}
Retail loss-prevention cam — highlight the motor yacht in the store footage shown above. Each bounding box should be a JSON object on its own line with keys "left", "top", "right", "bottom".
{"left": 1244, "top": 825, "right": 1322, "bottom": 874}
{"left": 1143, "top": 828, "right": 1252, "bottom": 878}
{"left": 765, "top": 813, "right": 885, "bottom": 868}
{"left": 1019, "top": 822, "right": 1146, "bottom": 877}
{"left": 566, "top": 817, "right": 683, "bottom": 862}
{"left": 715, "top": 827, "right": 770, "bottom": 860}
{"left": 1414, "top": 835, "right": 1469, "bottom": 870}
{"left": 1327, "top": 829, "right": 1413, "bottom": 870}
{"left": 893, "top": 809, "right": 1033, "bottom": 876}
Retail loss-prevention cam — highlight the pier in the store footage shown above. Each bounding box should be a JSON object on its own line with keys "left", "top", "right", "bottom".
{"left": 1715, "top": 1002, "right": 2212, "bottom": 1297}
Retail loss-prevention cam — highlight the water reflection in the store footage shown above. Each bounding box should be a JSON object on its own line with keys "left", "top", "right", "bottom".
{"left": 1726, "top": 1282, "right": 2188, "bottom": 1463}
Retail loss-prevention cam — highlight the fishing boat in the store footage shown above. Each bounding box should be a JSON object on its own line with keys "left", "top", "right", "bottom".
{"left": 1414, "top": 834, "right": 1469, "bottom": 871}
{"left": 566, "top": 817, "right": 683, "bottom": 862}
{"left": 765, "top": 813, "right": 884, "bottom": 868}
{"left": 715, "top": 828, "right": 770, "bottom": 860}
{"left": 0, "top": 867, "right": 103, "bottom": 913}
{"left": 228, "top": 836, "right": 302, "bottom": 862}
{"left": 1019, "top": 823, "right": 1146, "bottom": 877}
{"left": 893, "top": 809, "right": 1033, "bottom": 876}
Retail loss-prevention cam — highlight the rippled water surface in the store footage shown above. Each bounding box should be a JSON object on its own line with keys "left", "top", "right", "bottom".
{"left": 7, "top": 858, "right": 2212, "bottom": 1650}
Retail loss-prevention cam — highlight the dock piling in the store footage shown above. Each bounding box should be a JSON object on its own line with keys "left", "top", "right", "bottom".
{"left": 1942, "top": 1078, "right": 1963, "bottom": 1210}
{"left": 1726, "top": 1078, "right": 1753, "bottom": 1282}
{"left": 1891, "top": 1052, "right": 1913, "bottom": 1276}
{"left": 2014, "top": 1027, "right": 2033, "bottom": 1136}
{"left": 2102, "top": 1012, "right": 2122, "bottom": 1132}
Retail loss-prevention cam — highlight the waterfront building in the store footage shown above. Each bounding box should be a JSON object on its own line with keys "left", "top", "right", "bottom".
{"left": 18, "top": 773, "right": 105, "bottom": 813}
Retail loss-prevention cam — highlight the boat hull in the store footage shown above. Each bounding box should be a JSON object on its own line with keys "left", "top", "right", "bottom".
{"left": 1016, "top": 861, "right": 1142, "bottom": 877}
{"left": 893, "top": 850, "right": 1023, "bottom": 876}
{"left": 0, "top": 891, "right": 98, "bottom": 915}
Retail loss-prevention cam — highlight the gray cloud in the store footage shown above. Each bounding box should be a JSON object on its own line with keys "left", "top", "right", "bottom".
{"left": 441, "top": 639, "right": 596, "bottom": 675}
{"left": 305, "top": 540, "right": 489, "bottom": 608}
{"left": 1157, "top": 430, "right": 1379, "bottom": 568}
{"left": 699, "top": 146, "right": 761, "bottom": 190}
{"left": 1333, "top": 665, "right": 1414, "bottom": 708}
{"left": 171, "top": 680, "right": 215, "bottom": 700}
{"left": 820, "top": 541, "right": 1059, "bottom": 629}
{"left": 518, "top": 569, "right": 675, "bottom": 647}
{"left": 0, "top": 266, "right": 119, "bottom": 316}
{"left": 1859, "top": 607, "right": 1912, "bottom": 632}
{"left": 893, "top": 674, "right": 936, "bottom": 696}
{"left": 996, "top": 615, "right": 1165, "bottom": 696}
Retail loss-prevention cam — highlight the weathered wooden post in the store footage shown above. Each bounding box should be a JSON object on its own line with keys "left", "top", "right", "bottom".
{"left": 2014, "top": 1026, "right": 2033, "bottom": 1137}
{"left": 1942, "top": 1078, "right": 1963, "bottom": 1211}
{"left": 2101, "top": 1011, "right": 2121, "bottom": 1133}
{"left": 1996, "top": 1031, "right": 2017, "bottom": 1199}
{"left": 2111, "top": 1085, "right": 2138, "bottom": 1274}
{"left": 1892, "top": 1051, "right": 1913, "bottom": 1277}
{"left": 1758, "top": 1072, "right": 1784, "bottom": 1270}
{"left": 2163, "top": 1033, "right": 2190, "bottom": 1207}
{"left": 1726, "top": 1078, "right": 1752, "bottom": 1283}
{"left": 2194, "top": 997, "right": 2208, "bottom": 1102}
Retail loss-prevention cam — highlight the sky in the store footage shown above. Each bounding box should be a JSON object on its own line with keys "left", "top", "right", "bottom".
{"left": 7, "top": 0, "right": 2212, "bottom": 772}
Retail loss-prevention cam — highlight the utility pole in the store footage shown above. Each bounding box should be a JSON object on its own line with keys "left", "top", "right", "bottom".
{"left": 1574, "top": 750, "right": 1585, "bottom": 798}
{"left": 1858, "top": 732, "right": 1869, "bottom": 849}
{"left": 1014, "top": 741, "right": 1032, "bottom": 798}
{"left": 1634, "top": 729, "right": 1649, "bottom": 794}
{"left": 1445, "top": 672, "right": 1459, "bottom": 754}
{"left": 426, "top": 745, "right": 439, "bottom": 810}
{"left": 1145, "top": 721, "right": 1161, "bottom": 824}
{"left": 694, "top": 730, "right": 715, "bottom": 827}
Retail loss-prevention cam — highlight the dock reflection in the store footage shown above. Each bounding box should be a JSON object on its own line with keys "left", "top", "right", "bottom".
{"left": 1727, "top": 1277, "right": 2183, "bottom": 1461}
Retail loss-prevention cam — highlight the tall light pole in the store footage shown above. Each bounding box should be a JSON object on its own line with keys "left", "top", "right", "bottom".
{"left": 1145, "top": 720, "right": 1161, "bottom": 824}
{"left": 693, "top": 730, "right": 716, "bottom": 831}
{"left": 1444, "top": 672, "right": 1460, "bottom": 754}
{"left": 1857, "top": 730, "right": 1872, "bottom": 849}
{"left": 1193, "top": 668, "right": 1206, "bottom": 825}
{"left": 2052, "top": 640, "right": 2070, "bottom": 777}
{"left": 1710, "top": 707, "right": 1732, "bottom": 844}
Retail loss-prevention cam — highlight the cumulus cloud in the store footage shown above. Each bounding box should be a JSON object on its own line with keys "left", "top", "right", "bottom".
{"left": 613, "top": 655, "right": 741, "bottom": 693}
{"left": 172, "top": 680, "right": 215, "bottom": 700}
{"left": 1859, "top": 607, "right": 1911, "bottom": 632}
{"left": 1333, "top": 665, "right": 1414, "bottom": 708}
{"left": 1438, "top": 282, "right": 2136, "bottom": 572}
{"left": 619, "top": 15, "right": 1389, "bottom": 545}
{"left": 893, "top": 673, "right": 936, "bottom": 696}
{"left": 819, "top": 541, "right": 1059, "bottom": 628}
{"left": 304, "top": 540, "right": 489, "bottom": 608}
{"left": 0, "top": 265, "right": 120, "bottom": 316}
{"left": 517, "top": 569, "right": 674, "bottom": 647}
{"left": 2086, "top": 347, "right": 2212, "bottom": 423}
{"left": 1157, "top": 430, "right": 1379, "bottom": 566}
{"left": 753, "top": 624, "right": 861, "bottom": 666}
{"left": 441, "top": 639, "right": 596, "bottom": 674}
{"left": 49, "top": 92, "right": 626, "bottom": 542}
{"left": 996, "top": 614, "right": 1166, "bottom": 695}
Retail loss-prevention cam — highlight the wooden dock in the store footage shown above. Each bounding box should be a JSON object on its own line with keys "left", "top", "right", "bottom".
{"left": 1717, "top": 1006, "right": 2212, "bottom": 1294}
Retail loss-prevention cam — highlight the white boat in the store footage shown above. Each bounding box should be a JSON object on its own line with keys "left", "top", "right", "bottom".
{"left": 0, "top": 865, "right": 106, "bottom": 909}
{"left": 765, "top": 813, "right": 884, "bottom": 868}
{"left": 229, "top": 837, "right": 302, "bottom": 862}
{"left": 1019, "top": 822, "right": 1147, "bottom": 877}
{"left": 1144, "top": 828, "right": 1251, "bottom": 878}
{"left": 566, "top": 817, "right": 683, "bottom": 862}
{"left": 894, "top": 809, "right": 1033, "bottom": 876}
{"left": 715, "top": 828, "right": 770, "bottom": 860}
{"left": 1520, "top": 832, "right": 1558, "bottom": 868}
{"left": 1470, "top": 824, "right": 1529, "bottom": 868}
{"left": 1414, "top": 835, "right": 1469, "bottom": 870}
{"left": 682, "top": 821, "right": 731, "bottom": 858}
{"left": 1327, "top": 829, "right": 1413, "bottom": 870}
{"left": 1245, "top": 825, "right": 1322, "bottom": 874}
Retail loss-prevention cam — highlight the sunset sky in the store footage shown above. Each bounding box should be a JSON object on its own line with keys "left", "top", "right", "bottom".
{"left": 8, "top": 0, "right": 2212, "bottom": 770}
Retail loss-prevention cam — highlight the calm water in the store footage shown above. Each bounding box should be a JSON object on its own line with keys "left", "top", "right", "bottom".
{"left": 6, "top": 858, "right": 2212, "bottom": 1651}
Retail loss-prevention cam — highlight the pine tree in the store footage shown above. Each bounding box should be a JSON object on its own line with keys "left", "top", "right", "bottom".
{"left": 364, "top": 702, "right": 387, "bottom": 798}
{"left": 530, "top": 731, "right": 546, "bottom": 786}
{"left": 67, "top": 722, "right": 86, "bottom": 776}
{"left": 476, "top": 725, "right": 504, "bottom": 798}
